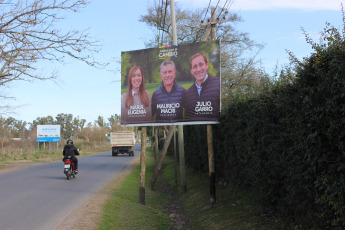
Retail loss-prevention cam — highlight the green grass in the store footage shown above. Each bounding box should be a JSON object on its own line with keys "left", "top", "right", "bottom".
{"left": 99, "top": 148, "right": 172, "bottom": 230}
{"left": 181, "top": 172, "right": 281, "bottom": 229}
{"left": 99, "top": 148, "right": 282, "bottom": 230}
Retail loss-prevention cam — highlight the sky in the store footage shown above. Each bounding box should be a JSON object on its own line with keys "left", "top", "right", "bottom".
{"left": 3, "top": 0, "right": 344, "bottom": 124}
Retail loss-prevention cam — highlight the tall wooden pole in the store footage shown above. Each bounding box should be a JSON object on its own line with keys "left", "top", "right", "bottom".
{"left": 171, "top": 0, "right": 177, "bottom": 45}
{"left": 202, "top": 7, "right": 218, "bottom": 205}
{"left": 139, "top": 127, "right": 147, "bottom": 205}
{"left": 171, "top": 0, "right": 187, "bottom": 192}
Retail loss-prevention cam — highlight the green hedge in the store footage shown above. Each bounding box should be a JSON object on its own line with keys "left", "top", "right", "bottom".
{"left": 184, "top": 39, "right": 345, "bottom": 228}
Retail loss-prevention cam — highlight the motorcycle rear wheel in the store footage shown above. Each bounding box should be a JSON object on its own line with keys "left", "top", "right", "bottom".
{"left": 66, "top": 168, "right": 71, "bottom": 180}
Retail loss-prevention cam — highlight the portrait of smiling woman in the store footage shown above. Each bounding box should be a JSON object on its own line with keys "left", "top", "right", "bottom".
{"left": 121, "top": 65, "right": 152, "bottom": 124}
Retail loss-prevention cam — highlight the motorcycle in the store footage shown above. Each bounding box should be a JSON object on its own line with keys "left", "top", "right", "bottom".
{"left": 63, "top": 149, "right": 80, "bottom": 180}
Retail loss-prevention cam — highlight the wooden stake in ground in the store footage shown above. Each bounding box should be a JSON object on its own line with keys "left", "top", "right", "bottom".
{"left": 150, "top": 125, "right": 175, "bottom": 190}
{"left": 139, "top": 127, "right": 147, "bottom": 205}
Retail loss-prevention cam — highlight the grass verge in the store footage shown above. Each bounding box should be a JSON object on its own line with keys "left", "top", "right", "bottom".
{"left": 99, "top": 147, "right": 172, "bottom": 230}
{"left": 180, "top": 169, "right": 282, "bottom": 229}
{"left": 99, "top": 147, "right": 282, "bottom": 230}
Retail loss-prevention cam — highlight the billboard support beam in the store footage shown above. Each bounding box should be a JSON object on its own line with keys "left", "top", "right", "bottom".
{"left": 150, "top": 125, "right": 175, "bottom": 190}
{"left": 154, "top": 127, "right": 158, "bottom": 160}
{"left": 139, "top": 127, "right": 147, "bottom": 205}
{"left": 179, "top": 125, "right": 187, "bottom": 192}
{"left": 207, "top": 124, "right": 216, "bottom": 205}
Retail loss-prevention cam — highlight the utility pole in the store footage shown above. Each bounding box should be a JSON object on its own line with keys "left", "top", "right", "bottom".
{"left": 171, "top": 0, "right": 177, "bottom": 45}
{"left": 201, "top": 7, "right": 228, "bottom": 205}
{"left": 201, "top": 7, "right": 229, "bottom": 41}
{"left": 171, "top": 0, "right": 187, "bottom": 192}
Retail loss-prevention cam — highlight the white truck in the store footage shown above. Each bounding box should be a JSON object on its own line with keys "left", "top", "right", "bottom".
{"left": 110, "top": 131, "right": 136, "bottom": 157}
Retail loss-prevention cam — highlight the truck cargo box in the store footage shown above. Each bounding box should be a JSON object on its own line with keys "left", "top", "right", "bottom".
{"left": 110, "top": 131, "right": 135, "bottom": 156}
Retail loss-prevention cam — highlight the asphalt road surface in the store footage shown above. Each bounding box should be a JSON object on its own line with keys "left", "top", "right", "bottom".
{"left": 0, "top": 145, "right": 140, "bottom": 230}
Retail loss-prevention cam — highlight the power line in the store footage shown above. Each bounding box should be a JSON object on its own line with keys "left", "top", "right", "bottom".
{"left": 218, "top": 0, "right": 230, "bottom": 19}
{"left": 202, "top": 0, "right": 212, "bottom": 24}
{"left": 201, "top": 4, "right": 230, "bottom": 41}
{"left": 211, "top": 0, "right": 221, "bottom": 24}
{"left": 214, "top": 0, "right": 221, "bottom": 10}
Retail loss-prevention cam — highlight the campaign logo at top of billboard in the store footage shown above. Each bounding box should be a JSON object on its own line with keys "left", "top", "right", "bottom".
{"left": 159, "top": 45, "right": 178, "bottom": 59}
{"left": 120, "top": 40, "right": 220, "bottom": 126}
{"left": 37, "top": 125, "right": 61, "bottom": 142}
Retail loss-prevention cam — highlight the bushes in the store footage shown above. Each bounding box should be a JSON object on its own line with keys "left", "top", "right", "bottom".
{"left": 184, "top": 35, "right": 345, "bottom": 228}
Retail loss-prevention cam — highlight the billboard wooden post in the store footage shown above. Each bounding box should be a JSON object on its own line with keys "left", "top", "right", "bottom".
{"left": 154, "top": 127, "right": 158, "bottom": 160}
{"left": 139, "top": 127, "right": 147, "bottom": 205}
{"left": 207, "top": 124, "right": 216, "bottom": 204}
{"left": 174, "top": 127, "right": 178, "bottom": 186}
{"left": 178, "top": 125, "right": 187, "bottom": 192}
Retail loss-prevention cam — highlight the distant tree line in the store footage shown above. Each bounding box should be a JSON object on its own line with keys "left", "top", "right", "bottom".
{"left": 0, "top": 113, "right": 123, "bottom": 141}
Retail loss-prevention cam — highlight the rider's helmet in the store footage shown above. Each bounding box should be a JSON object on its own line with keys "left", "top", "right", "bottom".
{"left": 67, "top": 139, "right": 73, "bottom": 145}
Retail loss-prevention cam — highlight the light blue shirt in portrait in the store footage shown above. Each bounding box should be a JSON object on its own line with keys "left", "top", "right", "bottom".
{"left": 195, "top": 74, "right": 209, "bottom": 95}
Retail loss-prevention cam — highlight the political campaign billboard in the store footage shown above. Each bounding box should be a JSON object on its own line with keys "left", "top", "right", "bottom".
{"left": 121, "top": 40, "right": 220, "bottom": 126}
{"left": 37, "top": 125, "right": 61, "bottom": 142}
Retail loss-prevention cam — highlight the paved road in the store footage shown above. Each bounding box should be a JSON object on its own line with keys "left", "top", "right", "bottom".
{"left": 0, "top": 145, "right": 140, "bottom": 230}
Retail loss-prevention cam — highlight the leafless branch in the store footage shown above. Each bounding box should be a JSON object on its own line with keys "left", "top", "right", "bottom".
{"left": 0, "top": 0, "right": 104, "bottom": 87}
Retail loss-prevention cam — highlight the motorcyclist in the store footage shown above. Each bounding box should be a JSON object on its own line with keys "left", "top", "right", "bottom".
{"left": 63, "top": 139, "right": 80, "bottom": 173}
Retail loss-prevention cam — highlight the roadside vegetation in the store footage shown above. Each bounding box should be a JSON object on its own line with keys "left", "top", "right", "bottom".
{"left": 99, "top": 147, "right": 282, "bottom": 230}
{"left": 0, "top": 113, "right": 132, "bottom": 163}
{"left": 183, "top": 15, "right": 345, "bottom": 229}
{"left": 0, "top": 139, "right": 109, "bottom": 163}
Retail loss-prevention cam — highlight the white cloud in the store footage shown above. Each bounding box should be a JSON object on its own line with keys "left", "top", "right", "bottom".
{"left": 179, "top": 0, "right": 343, "bottom": 11}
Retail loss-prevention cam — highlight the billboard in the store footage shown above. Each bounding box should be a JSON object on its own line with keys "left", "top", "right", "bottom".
{"left": 37, "top": 125, "right": 61, "bottom": 142}
{"left": 121, "top": 40, "right": 220, "bottom": 126}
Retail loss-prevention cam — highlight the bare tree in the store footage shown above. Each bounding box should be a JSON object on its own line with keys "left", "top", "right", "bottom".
{"left": 0, "top": 0, "right": 103, "bottom": 87}
{"left": 140, "top": 1, "right": 205, "bottom": 47}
